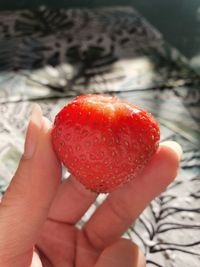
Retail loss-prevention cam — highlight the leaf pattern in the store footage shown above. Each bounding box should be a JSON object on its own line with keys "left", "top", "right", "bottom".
{"left": 0, "top": 6, "right": 199, "bottom": 267}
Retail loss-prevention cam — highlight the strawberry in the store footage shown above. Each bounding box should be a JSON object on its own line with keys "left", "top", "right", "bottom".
{"left": 52, "top": 94, "right": 160, "bottom": 193}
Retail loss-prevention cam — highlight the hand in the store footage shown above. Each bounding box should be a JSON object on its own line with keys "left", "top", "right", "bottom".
{"left": 0, "top": 104, "right": 182, "bottom": 267}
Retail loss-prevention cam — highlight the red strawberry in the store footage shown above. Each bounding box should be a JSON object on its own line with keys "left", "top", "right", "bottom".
{"left": 52, "top": 94, "right": 160, "bottom": 193}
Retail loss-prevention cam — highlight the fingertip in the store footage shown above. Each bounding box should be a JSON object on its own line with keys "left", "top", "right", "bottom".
{"left": 158, "top": 141, "right": 182, "bottom": 182}
{"left": 23, "top": 104, "right": 43, "bottom": 160}
{"left": 160, "top": 141, "right": 183, "bottom": 161}
{"left": 42, "top": 116, "right": 53, "bottom": 132}
{"left": 41, "top": 116, "right": 61, "bottom": 171}
{"left": 30, "top": 103, "right": 43, "bottom": 129}
{"left": 39, "top": 116, "right": 61, "bottom": 171}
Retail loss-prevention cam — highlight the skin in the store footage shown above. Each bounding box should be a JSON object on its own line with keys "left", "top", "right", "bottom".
{"left": 0, "top": 105, "right": 182, "bottom": 267}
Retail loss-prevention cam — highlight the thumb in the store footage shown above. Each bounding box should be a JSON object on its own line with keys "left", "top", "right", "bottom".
{"left": 95, "top": 239, "right": 146, "bottom": 267}
{"left": 0, "top": 104, "right": 61, "bottom": 266}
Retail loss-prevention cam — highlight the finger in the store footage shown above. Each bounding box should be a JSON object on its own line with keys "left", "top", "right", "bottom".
{"left": 0, "top": 104, "right": 61, "bottom": 266}
{"left": 84, "top": 141, "right": 182, "bottom": 249}
{"left": 47, "top": 175, "right": 98, "bottom": 224}
{"left": 95, "top": 239, "right": 146, "bottom": 267}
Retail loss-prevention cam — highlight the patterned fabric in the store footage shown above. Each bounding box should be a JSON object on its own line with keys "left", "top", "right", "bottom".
{"left": 0, "top": 6, "right": 200, "bottom": 267}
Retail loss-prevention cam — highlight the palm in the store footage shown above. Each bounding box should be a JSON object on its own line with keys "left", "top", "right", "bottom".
{"left": 32, "top": 176, "right": 101, "bottom": 267}
{"left": 32, "top": 170, "right": 141, "bottom": 267}
{"left": 35, "top": 219, "right": 100, "bottom": 267}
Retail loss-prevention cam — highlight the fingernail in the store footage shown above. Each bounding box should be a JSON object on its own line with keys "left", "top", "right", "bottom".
{"left": 161, "top": 141, "right": 183, "bottom": 160}
{"left": 23, "top": 104, "right": 43, "bottom": 159}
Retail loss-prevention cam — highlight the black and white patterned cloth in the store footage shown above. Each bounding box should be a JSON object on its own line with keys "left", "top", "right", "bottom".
{"left": 0, "top": 7, "right": 200, "bottom": 267}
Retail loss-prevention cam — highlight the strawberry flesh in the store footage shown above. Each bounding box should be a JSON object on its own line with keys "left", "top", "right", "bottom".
{"left": 52, "top": 94, "right": 160, "bottom": 193}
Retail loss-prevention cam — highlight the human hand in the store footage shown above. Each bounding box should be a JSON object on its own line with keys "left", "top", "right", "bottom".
{"left": 0, "top": 104, "right": 182, "bottom": 267}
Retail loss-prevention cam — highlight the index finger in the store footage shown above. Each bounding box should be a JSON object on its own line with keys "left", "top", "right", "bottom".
{"left": 83, "top": 141, "right": 182, "bottom": 250}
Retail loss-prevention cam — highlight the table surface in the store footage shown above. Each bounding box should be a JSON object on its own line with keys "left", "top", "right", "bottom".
{"left": 0, "top": 7, "right": 200, "bottom": 267}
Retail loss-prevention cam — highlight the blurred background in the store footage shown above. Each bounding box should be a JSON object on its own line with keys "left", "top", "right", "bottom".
{"left": 1, "top": 0, "right": 200, "bottom": 73}
{"left": 0, "top": 1, "right": 199, "bottom": 267}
